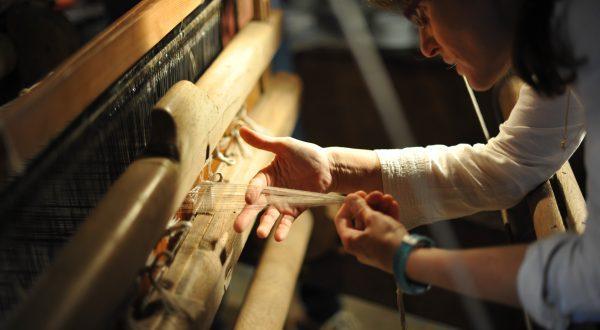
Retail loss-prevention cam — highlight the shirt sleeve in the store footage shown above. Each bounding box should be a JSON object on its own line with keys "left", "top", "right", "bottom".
{"left": 517, "top": 221, "right": 600, "bottom": 328}
{"left": 375, "top": 84, "right": 586, "bottom": 230}
{"left": 517, "top": 1, "right": 600, "bottom": 327}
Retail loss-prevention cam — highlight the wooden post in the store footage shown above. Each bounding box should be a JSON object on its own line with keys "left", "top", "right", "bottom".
{"left": 493, "top": 76, "right": 587, "bottom": 238}
{"left": 526, "top": 182, "right": 567, "bottom": 238}
{"left": 148, "top": 72, "right": 302, "bottom": 329}
{"left": 253, "top": 0, "right": 270, "bottom": 20}
{"left": 234, "top": 211, "right": 313, "bottom": 330}
{"left": 554, "top": 162, "right": 587, "bottom": 234}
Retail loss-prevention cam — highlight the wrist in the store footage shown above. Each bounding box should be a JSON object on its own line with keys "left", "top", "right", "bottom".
{"left": 325, "top": 147, "right": 340, "bottom": 193}
{"left": 393, "top": 234, "right": 434, "bottom": 295}
{"left": 324, "top": 147, "right": 382, "bottom": 193}
{"left": 384, "top": 232, "right": 406, "bottom": 273}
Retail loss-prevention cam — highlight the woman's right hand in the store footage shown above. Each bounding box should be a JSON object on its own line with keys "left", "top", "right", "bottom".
{"left": 233, "top": 127, "right": 336, "bottom": 241}
{"left": 334, "top": 191, "right": 406, "bottom": 273}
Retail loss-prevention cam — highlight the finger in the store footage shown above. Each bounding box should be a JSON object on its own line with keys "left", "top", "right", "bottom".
{"left": 389, "top": 201, "right": 400, "bottom": 220}
{"left": 334, "top": 203, "right": 361, "bottom": 235}
{"left": 274, "top": 215, "right": 295, "bottom": 242}
{"left": 355, "top": 190, "right": 367, "bottom": 198}
{"left": 257, "top": 206, "right": 280, "bottom": 238}
{"left": 239, "top": 127, "right": 285, "bottom": 153}
{"left": 234, "top": 203, "right": 263, "bottom": 233}
{"left": 333, "top": 202, "right": 362, "bottom": 230}
{"left": 365, "top": 191, "right": 385, "bottom": 211}
{"left": 246, "top": 172, "right": 269, "bottom": 204}
{"left": 383, "top": 194, "right": 400, "bottom": 219}
{"left": 346, "top": 194, "right": 372, "bottom": 223}
{"left": 333, "top": 216, "right": 361, "bottom": 251}
{"left": 344, "top": 192, "right": 360, "bottom": 202}
{"left": 353, "top": 216, "right": 366, "bottom": 231}
{"left": 366, "top": 191, "right": 384, "bottom": 201}
{"left": 335, "top": 202, "right": 353, "bottom": 223}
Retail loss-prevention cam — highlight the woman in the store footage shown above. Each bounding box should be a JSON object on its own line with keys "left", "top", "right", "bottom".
{"left": 233, "top": 0, "right": 600, "bottom": 327}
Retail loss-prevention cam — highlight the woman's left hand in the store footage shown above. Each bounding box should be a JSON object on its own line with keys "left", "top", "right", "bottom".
{"left": 334, "top": 191, "right": 408, "bottom": 273}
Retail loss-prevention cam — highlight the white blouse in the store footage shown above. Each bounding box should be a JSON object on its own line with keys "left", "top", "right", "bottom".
{"left": 375, "top": 0, "right": 600, "bottom": 327}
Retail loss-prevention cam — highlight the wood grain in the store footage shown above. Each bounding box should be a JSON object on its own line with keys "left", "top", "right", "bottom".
{"left": 234, "top": 210, "right": 313, "bottom": 330}
{"left": 495, "top": 76, "right": 576, "bottom": 239}
{"left": 6, "top": 14, "right": 285, "bottom": 329}
{"left": 153, "top": 72, "right": 301, "bottom": 329}
{"left": 0, "top": 0, "right": 205, "bottom": 177}
{"left": 253, "top": 0, "right": 270, "bottom": 20}
{"left": 526, "top": 182, "right": 566, "bottom": 239}
{"left": 6, "top": 158, "right": 180, "bottom": 330}
{"left": 555, "top": 162, "right": 587, "bottom": 234}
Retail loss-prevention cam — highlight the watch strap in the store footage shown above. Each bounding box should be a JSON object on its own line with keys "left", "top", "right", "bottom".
{"left": 393, "top": 234, "right": 434, "bottom": 295}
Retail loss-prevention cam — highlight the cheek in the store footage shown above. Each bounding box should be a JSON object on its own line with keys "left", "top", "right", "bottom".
{"left": 449, "top": 39, "right": 509, "bottom": 90}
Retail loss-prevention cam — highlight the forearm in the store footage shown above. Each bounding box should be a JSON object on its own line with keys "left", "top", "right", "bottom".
{"left": 326, "top": 147, "right": 382, "bottom": 194}
{"left": 405, "top": 245, "right": 528, "bottom": 306}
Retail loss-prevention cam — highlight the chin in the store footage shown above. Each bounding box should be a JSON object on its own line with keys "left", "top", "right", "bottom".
{"left": 461, "top": 61, "right": 509, "bottom": 91}
{"left": 462, "top": 71, "right": 497, "bottom": 91}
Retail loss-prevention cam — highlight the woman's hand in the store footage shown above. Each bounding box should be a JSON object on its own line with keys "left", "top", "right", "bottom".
{"left": 234, "top": 127, "right": 335, "bottom": 241}
{"left": 334, "top": 191, "right": 407, "bottom": 273}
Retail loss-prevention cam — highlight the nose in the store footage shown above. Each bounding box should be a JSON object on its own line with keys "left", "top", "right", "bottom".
{"left": 418, "top": 28, "right": 440, "bottom": 58}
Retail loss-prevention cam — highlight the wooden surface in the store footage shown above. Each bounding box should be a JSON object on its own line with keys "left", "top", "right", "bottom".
{"left": 234, "top": 211, "right": 313, "bottom": 330}
{"left": 154, "top": 9, "right": 283, "bottom": 211}
{"left": 7, "top": 14, "right": 285, "bottom": 329}
{"left": 152, "top": 81, "right": 220, "bottom": 205}
{"left": 0, "top": 0, "right": 205, "bottom": 177}
{"left": 494, "top": 75, "right": 579, "bottom": 239}
{"left": 150, "top": 72, "right": 301, "bottom": 329}
{"left": 253, "top": 0, "right": 270, "bottom": 20}
{"left": 6, "top": 158, "right": 180, "bottom": 330}
{"left": 555, "top": 162, "right": 587, "bottom": 234}
{"left": 196, "top": 10, "right": 282, "bottom": 143}
{"left": 526, "top": 182, "right": 566, "bottom": 238}
{"left": 237, "top": 0, "right": 254, "bottom": 28}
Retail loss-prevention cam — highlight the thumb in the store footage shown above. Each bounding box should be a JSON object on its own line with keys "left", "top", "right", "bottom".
{"left": 239, "top": 126, "right": 284, "bottom": 153}
{"left": 346, "top": 194, "right": 373, "bottom": 222}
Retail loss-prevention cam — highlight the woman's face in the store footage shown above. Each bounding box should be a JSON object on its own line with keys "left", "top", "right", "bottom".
{"left": 415, "top": 0, "right": 515, "bottom": 90}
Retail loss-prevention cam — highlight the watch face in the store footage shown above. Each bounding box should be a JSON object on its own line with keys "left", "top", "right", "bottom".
{"left": 403, "top": 235, "right": 420, "bottom": 246}
{"left": 402, "top": 234, "right": 434, "bottom": 248}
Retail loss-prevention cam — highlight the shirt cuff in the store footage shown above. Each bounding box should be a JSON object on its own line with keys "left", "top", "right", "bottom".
{"left": 375, "top": 148, "right": 433, "bottom": 229}
{"left": 517, "top": 235, "right": 572, "bottom": 329}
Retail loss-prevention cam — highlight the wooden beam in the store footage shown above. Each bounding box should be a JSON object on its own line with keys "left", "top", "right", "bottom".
{"left": 253, "top": 0, "right": 270, "bottom": 20}
{"left": 554, "top": 162, "right": 587, "bottom": 234}
{"left": 0, "top": 0, "right": 206, "bottom": 178}
{"left": 526, "top": 182, "right": 566, "bottom": 238}
{"left": 494, "top": 76, "right": 576, "bottom": 239}
{"left": 6, "top": 158, "right": 181, "bottom": 330}
{"left": 150, "top": 72, "right": 301, "bottom": 329}
{"left": 195, "top": 10, "right": 282, "bottom": 147}
{"left": 237, "top": 0, "right": 255, "bottom": 28}
{"left": 6, "top": 14, "right": 284, "bottom": 329}
{"left": 234, "top": 210, "right": 313, "bottom": 330}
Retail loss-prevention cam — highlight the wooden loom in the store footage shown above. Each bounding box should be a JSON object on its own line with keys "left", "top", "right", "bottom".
{"left": 492, "top": 77, "right": 586, "bottom": 241}
{"left": 1, "top": 0, "right": 309, "bottom": 328}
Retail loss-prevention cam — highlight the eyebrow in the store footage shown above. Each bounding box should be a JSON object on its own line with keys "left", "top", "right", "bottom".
{"left": 403, "top": 0, "right": 423, "bottom": 19}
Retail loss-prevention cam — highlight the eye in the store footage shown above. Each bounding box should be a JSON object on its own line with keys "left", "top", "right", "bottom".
{"left": 412, "top": 6, "right": 429, "bottom": 28}
{"left": 402, "top": 0, "right": 428, "bottom": 28}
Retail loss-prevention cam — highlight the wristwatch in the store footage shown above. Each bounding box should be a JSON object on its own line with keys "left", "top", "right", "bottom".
{"left": 393, "top": 234, "right": 434, "bottom": 295}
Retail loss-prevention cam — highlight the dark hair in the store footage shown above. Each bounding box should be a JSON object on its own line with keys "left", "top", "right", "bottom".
{"left": 368, "top": 0, "right": 408, "bottom": 11}
{"left": 369, "top": 0, "right": 584, "bottom": 97}
{"left": 513, "top": 0, "right": 584, "bottom": 97}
